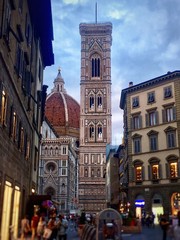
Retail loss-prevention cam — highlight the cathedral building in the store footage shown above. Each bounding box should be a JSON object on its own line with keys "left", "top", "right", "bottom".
{"left": 79, "top": 22, "right": 113, "bottom": 213}
{"left": 39, "top": 70, "right": 80, "bottom": 214}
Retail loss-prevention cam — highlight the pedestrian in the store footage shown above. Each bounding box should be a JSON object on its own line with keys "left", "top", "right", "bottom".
{"left": 31, "top": 211, "right": 40, "bottom": 240}
{"left": 47, "top": 216, "right": 58, "bottom": 240}
{"left": 20, "top": 215, "right": 31, "bottom": 240}
{"left": 159, "top": 214, "right": 170, "bottom": 240}
{"left": 57, "top": 215, "right": 68, "bottom": 240}
{"left": 37, "top": 216, "right": 46, "bottom": 240}
{"left": 173, "top": 213, "right": 180, "bottom": 240}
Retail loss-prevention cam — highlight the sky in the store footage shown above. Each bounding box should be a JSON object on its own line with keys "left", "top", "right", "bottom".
{"left": 44, "top": 0, "right": 180, "bottom": 145}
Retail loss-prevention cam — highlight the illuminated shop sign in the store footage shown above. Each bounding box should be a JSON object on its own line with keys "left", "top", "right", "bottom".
{"left": 135, "top": 200, "right": 145, "bottom": 206}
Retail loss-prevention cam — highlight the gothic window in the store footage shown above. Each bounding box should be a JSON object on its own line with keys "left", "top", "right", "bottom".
{"left": 62, "top": 160, "right": 66, "bottom": 167}
{"left": 91, "top": 168, "right": 94, "bottom": 177}
{"left": 97, "top": 169, "right": 100, "bottom": 177}
{"left": 97, "top": 96, "right": 102, "bottom": 109}
{"left": 92, "top": 57, "right": 100, "bottom": 77}
{"left": 89, "top": 125, "right": 95, "bottom": 139}
{"left": 63, "top": 146, "right": 66, "bottom": 154}
{"left": 147, "top": 92, "right": 155, "bottom": 104}
{"left": 50, "top": 147, "right": 53, "bottom": 155}
{"left": 164, "top": 86, "right": 172, "bottom": 99}
{"left": 97, "top": 125, "right": 102, "bottom": 139}
{"left": 85, "top": 168, "right": 88, "bottom": 177}
{"left": 91, "top": 155, "right": 94, "bottom": 164}
{"left": 132, "top": 96, "right": 139, "bottom": 108}
{"left": 89, "top": 96, "right": 94, "bottom": 109}
{"left": 62, "top": 168, "right": 67, "bottom": 176}
{"left": 46, "top": 162, "right": 56, "bottom": 172}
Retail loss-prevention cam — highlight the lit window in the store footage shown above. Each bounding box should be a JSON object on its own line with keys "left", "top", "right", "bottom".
{"left": 170, "top": 162, "right": 178, "bottom": 178}
{"left": 152, "top": 164, "right": 159, "bottom": 180}
{"left": 135, "top": 166, "right": 142, "bottom": 181}
{"left": 12, "top": 111, "right": 17, "bottom": 141}
{"left": 1, "top": 89, "right": 7, "bottom": 126}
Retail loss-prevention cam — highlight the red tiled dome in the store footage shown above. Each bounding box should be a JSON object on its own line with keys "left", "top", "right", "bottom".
{"left": 45, "top": 70, "right": 80, "bottom": 137}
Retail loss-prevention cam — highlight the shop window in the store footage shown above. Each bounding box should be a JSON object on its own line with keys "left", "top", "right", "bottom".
{"left": 164, "top": 86, "right": 172, "bottom": 99}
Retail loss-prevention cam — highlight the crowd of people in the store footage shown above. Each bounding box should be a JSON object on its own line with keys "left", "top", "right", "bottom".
{"left": 20, "top": 212, "right": 68, "bottom": 240}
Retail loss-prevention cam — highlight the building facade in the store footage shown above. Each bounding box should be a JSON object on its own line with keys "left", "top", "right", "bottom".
{"left": 79, "top": 22, "right": 112, "bottom": 213}
{"left": 39, "top": 70, "right": 80, "bottom": 215}
{"left": 0, "top": 0, "right": 54, "bottom": 238}
{"left": 120, "top": 71, "right": 180, "bottom": 222}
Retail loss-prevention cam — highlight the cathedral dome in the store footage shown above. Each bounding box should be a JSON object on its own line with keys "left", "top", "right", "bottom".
{"left": 45, "top": 69, "right": 80, "bottom": 138}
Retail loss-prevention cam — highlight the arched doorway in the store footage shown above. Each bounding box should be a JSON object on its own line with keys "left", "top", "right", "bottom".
{"left": 152, "top": 193, "right": 163, "bottom": 224}
{"left": 171, "top": 192, "right": 180, "bottom": 215}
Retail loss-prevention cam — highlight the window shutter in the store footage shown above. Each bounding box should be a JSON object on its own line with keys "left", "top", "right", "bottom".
{"left": 130, "top": 117, "right": 133, "bottom": 130}
{"left": 9, "top": 105, "right": 13, "bottom": 137}
{"left": 159, "top": 164, "right": 162, "bottom": 179}
{"left": 162, "top": 109, "right": 165, "bottom": 123}
{"left": 145, "top": 114, "right": 149, "bottom": 127}
{"left": 139, "top": 115, "right": 142, "bottom": 128}
{"left": 0, "top": 81, "right": 2, "bottom": 123}
{"left": 178, "top": 161, "right": 180, "bottom": 177}
{"left": 155, "top": 111, "right": 159, "bottom": 125}
{"left": 148, "top": 165, "right": 151, "bottom": 180}
{"left": 142, "top": 166, "right": 145, "bottom": 181}
{"left": 173, "top": 107, "right": 176, "bottom": 121}
{"left": 166, "top": 163, "right": 170, "bottom": 178}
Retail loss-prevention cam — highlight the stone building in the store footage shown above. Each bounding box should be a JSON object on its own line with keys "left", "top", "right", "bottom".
{"left": 79, "top": 22, "right": 112, "bottom": 213}
{"left": 39, "top": 70, "right": 80, "bottom": 214}
{"left": 120, "top": 71, "right": 180, "bottom": 222}
{"left": 0, "top": 0, "right": 54, "bottom": 238}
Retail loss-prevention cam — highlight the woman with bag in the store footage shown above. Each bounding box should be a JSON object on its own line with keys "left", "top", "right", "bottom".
{"left": 37, "top": 216, "right": 46, "bottom": 240}
{"left": 43, "top": 216, "right": 57, "bottom": 240}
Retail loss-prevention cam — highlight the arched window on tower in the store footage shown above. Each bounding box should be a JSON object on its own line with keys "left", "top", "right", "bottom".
{"left": 89, "top": 96, "right": 94, "bottom": 109}
{"left": 97, "top": 95, "right": 102, "bottom": 109}
{"left": 97, "top": 126, "right": 103, "bottom": 140}
{"left": 89, "top": 126, "right": 95, "bottom": 139}
{"left": 92, "top": 57, "right": 100, "bottom": 77}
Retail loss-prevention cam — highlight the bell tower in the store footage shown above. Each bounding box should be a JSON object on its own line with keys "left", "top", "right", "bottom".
{"left": 79, "top": 22, "right": 112, "bottom": 213}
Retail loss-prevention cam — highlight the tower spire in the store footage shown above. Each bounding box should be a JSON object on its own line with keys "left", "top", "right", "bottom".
{"left": 95, "top": 2, "right": 97, "bottom": 24}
